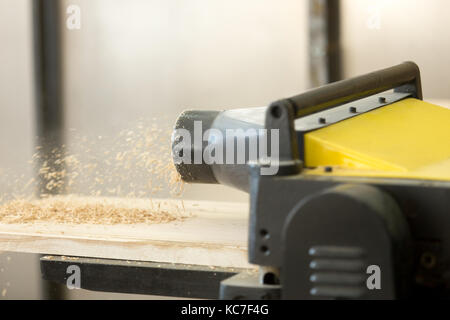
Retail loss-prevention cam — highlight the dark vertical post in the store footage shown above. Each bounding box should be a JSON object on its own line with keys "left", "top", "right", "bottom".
{"left": 32, "top": 0, "right": 66, "bottom": 196}
{"left": 309, "top": 0, "right": 341, "bottom": 87}
{"left": 326, "top": 0, "right": 341, "bottom": 83}
{"left": 32, "top": 0, "right": 66, "bottom": 299}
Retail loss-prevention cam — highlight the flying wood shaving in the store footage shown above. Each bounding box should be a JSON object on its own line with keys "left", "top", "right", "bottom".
{"left": 1, "top": 118, "right": 185, "bottom": 201}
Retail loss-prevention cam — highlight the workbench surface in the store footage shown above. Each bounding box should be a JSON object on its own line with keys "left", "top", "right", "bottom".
{"left": 0, "top": 197, "right": 251, "bottom": 268}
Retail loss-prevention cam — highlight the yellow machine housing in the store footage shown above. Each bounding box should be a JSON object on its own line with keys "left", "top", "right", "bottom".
{"left": 304, "top": 98, "right": 450, "bottom": 182}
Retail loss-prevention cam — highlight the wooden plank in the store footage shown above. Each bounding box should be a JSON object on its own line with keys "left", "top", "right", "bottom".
{"left": 0, "top": 197, "right": 252, "bottom": 268}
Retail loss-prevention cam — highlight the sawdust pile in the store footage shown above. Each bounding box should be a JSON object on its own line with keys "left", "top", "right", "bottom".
{"left": 0, "top": 196, "right": 189, "bottom": 225}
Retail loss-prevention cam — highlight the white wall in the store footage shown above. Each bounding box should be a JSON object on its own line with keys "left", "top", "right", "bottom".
{"left": 341, "top": 0, "right": 450, "bottom": 99}
{"left": 0, "top": 0, "right": 34, "bottom": 184}
{"left": 0, "top": 0, "right": 41, "bottom": 300}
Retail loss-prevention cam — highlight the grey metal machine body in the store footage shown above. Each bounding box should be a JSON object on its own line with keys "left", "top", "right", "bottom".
{"left": 171, "top": 62, "right": 450, "bottom": 299}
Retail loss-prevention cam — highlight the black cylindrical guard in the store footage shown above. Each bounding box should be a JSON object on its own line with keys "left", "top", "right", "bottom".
{"left": 171, "top": 107, "right": 267, "bottom": 192}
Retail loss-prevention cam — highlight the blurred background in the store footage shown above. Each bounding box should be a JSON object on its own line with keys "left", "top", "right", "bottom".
{"left": 0, "top": 0, "right": 449, "bottom": 299}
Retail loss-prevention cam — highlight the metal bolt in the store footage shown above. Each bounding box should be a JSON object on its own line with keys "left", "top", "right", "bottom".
{"left": 318, "top": 117, "right": 326, "bottom": 124}
{"left": 349, "top": 107, "right": 358, "bottom": 113}
{"left": 261, "top": 245, "right": 270, "bottom": 256}
{"left": 378, "top": 96, "right": 387, "bottom": 104}
{"left": 260, "top": 229, "right": 270, "bottom": 239}
{"left": 324, "top": 166, "right": 333, "bottom": 173}
{"left": 420, "top": 252, "right": 437, "bottom": 269}
{"left": 271, "top": 106, "right": 282, "bottom": 118}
